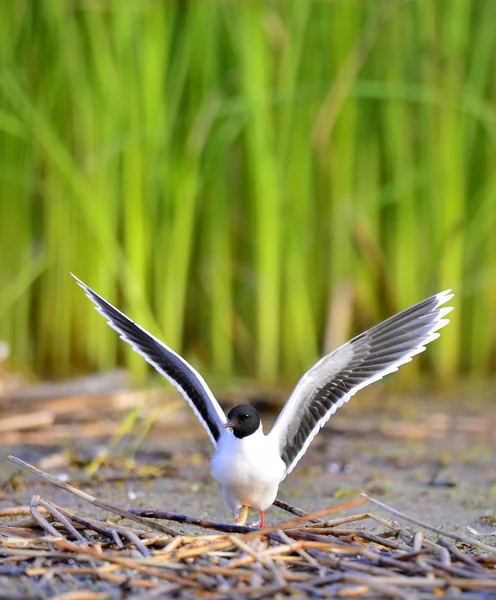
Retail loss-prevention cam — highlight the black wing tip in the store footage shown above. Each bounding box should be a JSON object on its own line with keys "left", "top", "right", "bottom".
{"left": 70, "top": 271, "right": 84, "bottom": 286}
{"left": 71, "top": 272, "right": 110, "bottom": 311}
{"left": 71, "top": 272, "right": 94, "bottom": 297}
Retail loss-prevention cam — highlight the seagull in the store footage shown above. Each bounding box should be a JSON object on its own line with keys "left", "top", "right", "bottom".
{"left": 72, "top": 274, "right": 453, "bottom": 528}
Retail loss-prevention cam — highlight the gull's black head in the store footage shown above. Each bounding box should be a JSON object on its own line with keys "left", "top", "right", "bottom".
{"left": 222, "top": 404, "right": 261, "bottom": 439}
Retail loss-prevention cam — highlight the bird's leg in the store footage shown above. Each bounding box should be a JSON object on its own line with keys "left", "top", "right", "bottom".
{"left": 235, "top": 505, "right": 249, "bottom": 526}
{"left": 259, "top": 510, "right": 266, "bottom": 528}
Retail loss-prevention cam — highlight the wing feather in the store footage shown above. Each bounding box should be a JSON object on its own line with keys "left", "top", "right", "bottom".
{"left": 72, "top": 274, "right": 226, "bottom": 445}
{"left": 269, "top": 290, "right": 454, "bottom": 477}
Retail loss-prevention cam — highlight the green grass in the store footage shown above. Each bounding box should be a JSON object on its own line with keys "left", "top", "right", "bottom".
{"left": 1, "top": 0, "right": 496, "bottom": 386}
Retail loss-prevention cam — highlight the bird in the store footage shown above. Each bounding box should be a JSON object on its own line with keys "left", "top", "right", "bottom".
{"left": 72, "top": 273, "right": 453, "bottom": 528}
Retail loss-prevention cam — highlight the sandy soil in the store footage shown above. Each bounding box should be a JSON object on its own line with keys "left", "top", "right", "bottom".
{"left": 1, "top": 392, "right": 494, "bottom": 538}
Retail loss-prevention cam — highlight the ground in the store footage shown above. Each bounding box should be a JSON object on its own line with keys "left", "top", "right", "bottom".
{"left": 1, "top": 384, "right": 494, "bottom": 537}
{"left": 0, "top": 379, "right": 494, "bottom": 599}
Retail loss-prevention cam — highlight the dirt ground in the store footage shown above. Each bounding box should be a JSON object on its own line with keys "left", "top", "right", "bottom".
{"left": 1, "top": 388, "right": 494, "bottom": 537}
{"left": 0, "top": 381, "right": 494, "bottom": 599}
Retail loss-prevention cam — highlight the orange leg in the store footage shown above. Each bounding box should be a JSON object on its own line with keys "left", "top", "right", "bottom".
{"left": 236, "top": 505, "right": 249, "bottom": 526}
{"left": 259, "top": 510, "right": 266, "bottom": 528}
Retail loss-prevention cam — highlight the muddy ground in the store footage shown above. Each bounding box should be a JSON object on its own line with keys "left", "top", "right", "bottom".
{"left": 0, "top": 381, "right": 494, "bottom": 599}
{"left": 1, "top": 387, "right": 494, "bottom": 536}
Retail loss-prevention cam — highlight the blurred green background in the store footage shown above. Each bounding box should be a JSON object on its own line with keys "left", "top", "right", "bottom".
{"left": 1, "top": 0, "right": 495, "bottom": 387}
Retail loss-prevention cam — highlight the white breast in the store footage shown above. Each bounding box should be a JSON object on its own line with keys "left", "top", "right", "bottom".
{"left": 211, "top": 425, "right": 285, "bottom": 512}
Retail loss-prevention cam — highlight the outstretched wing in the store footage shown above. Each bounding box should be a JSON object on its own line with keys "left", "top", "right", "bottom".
{"left": 269, "top": 290, "right": 454, "bottom": 477}
{"left": 72, "top": 274, "right": 226, "bottom": 445}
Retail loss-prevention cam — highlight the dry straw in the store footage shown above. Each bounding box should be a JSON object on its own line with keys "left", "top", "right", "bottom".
{"left": 2, "top": 455, "right": 494, "bottom": 598}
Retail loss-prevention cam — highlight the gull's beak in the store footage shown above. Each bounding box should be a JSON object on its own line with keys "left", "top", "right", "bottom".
{"left": 221, "top": 422, "right": 235, "bottom": 431}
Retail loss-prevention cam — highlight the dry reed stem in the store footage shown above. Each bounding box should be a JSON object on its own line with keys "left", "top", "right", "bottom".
{"left": 0, "top": 454, "right": 493, "bottom": 598}
{"left": 7, "top": 455, "right": 177, "bottom": 536}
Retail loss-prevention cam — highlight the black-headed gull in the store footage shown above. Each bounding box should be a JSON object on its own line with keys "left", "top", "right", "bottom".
{"left": 72, "top": 274, "right": 453, "bottom": 528}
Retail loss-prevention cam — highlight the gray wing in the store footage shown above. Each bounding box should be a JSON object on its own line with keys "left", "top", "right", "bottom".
{"left": 72, "top": 274, "right": 226, "bottom": 445}
{"left": 269, "top": 290, "right": 454, "bottom": 477}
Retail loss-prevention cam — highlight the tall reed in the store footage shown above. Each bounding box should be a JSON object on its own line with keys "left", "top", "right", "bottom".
{"left": 1, "top": 0, "right": 495, "bottom": 387}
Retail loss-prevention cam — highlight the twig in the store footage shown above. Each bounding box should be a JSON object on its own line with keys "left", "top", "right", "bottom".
{"left": 29, "top": 495, "right": 61, "bottom": 538}
{"left": 244, "top": 497, "right": 368, "bottom": 539}
{"left": 276, "top": 529, "right": 320, "bottom": 568}
{"left": 8, "top": 455, "right": 177, "bottom": 536}
{"left": 131, "top": 497, "right": 367, "bottom": 541}
{"left": 272, "top": 499, "right": 323, "bottom": 523}
{"left": 129, "top": 509, "right": 258, "bottom": 534}
{"left": 118, "top": 528, "right": 151, "bottom": 557}
{"left": 37, "top": 498, "right": 87, "bottom": 544}
{"left": 437, "top": 538, "right": 488, "bottom": 574}
{"left": 0, "top": 505, "right": 49, "bottom": 517}
{"left": 343, "top": 571, "right": 413, "bottom": 599}
{"left": 2, "top": 457, "right": 494, "bottom": 598}
{"left": 54, "top": 539, "right": 199, "bottom": 587}
{"left": 44, "top": 501, "right": 117, "bottom": 541}
{"left": 363, "top": 493, "right": 496, "bottom": 555}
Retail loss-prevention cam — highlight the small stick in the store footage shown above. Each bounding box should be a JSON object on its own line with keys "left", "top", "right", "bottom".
{"left": 215, "top": 582, "right": 287, "bottom": 598}
{"left": 437, "top": 538, "right": 488, "bottom": 574}
{"left": 54, "top": 538, "right": 199, "bottom": 587}
{"left": 314, "top": 512, "right": 371, "bottom": 528}
{"left": 37, "top": 498, "right": 87, "bottom": 544}
{"left": 356, "top": 546, "right": 427, "bottom": 575}
{"left": 130, "top": 583, "right": 183, "bottom": 599}
{"left": 262, "top": 553, "right": 287, "bottom": 588}
{"left": 422, "top": 538, "right": 451, "bottom": 566}
{"left": 361, "top": 577, "right": 496, "bottom": 590}
{"left": 276, "top": 529, "right": 320, "bottom": 568}
{"left": 129, "top": 509, "right": 258, "bottom": 534}
{"left": 227, "top": 542, "right": 306, "bottom": 569}
{"left": 158, "top": 535, "right": 183, "bottom": 555}
{"left": 426, "top": 557, "right": 484, "bottom": 579}
{"left": 272, "top": 499, "right": 323, "bottom": 523}
{"left": 29, "top": 495, "right": 61, "bottom": 538}
{"left": 343, "top": 571, "right": 415, "bottom": 599}
{"left": 412, "top": 531, "right": 431, "bottom": 572}
{"left": 0, "top": 548, "right": 77, "bottom": 560}
{"left": 273, "top": 529, "right": 351, "bottom": 545}
{"left": 228, "top": 534, "right": 283, "bottom": 586}
{"left": 61, "top": 570, "right": 159, "bottom": 590}
{"left": 58, "top": 509, "right": 150, "bottom": 556}
{"left": 111, "top": 529, "right": 124, "bottom": 549}
{"left": 413, "top": 531, "right": 423, "bottom": 552}
{"left": 44, "top": 501, "right": 117, "bottom": 541}
{"left": 174, "top": 539, "right": 236, "bottom": 560}
{"left": 0, "top": 516, "right": 40, "bottom": 528}
{"left": 8, "top": 455, "right": 177, "bottom": 537}
{"left": 0, "top": 506, "right": 49, "bottom": 517}
{"left": 118, "top": 529, "right": 151, "bottom": 558}
{"left": 186, "top": 564, "right": 254, "bottom": 579}
{"left": 243, "top": 496, "right": 368, "bottom": 540}
{"left": 363, "top": 494, "right": 496, "bottom": 555}
{"left": 351, "top": 530, "right": 406, "bottom": 551}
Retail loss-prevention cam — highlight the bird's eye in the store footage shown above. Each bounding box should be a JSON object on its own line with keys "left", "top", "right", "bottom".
{"left": 242, "top": 414, "right": 249, "bottom": 420}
